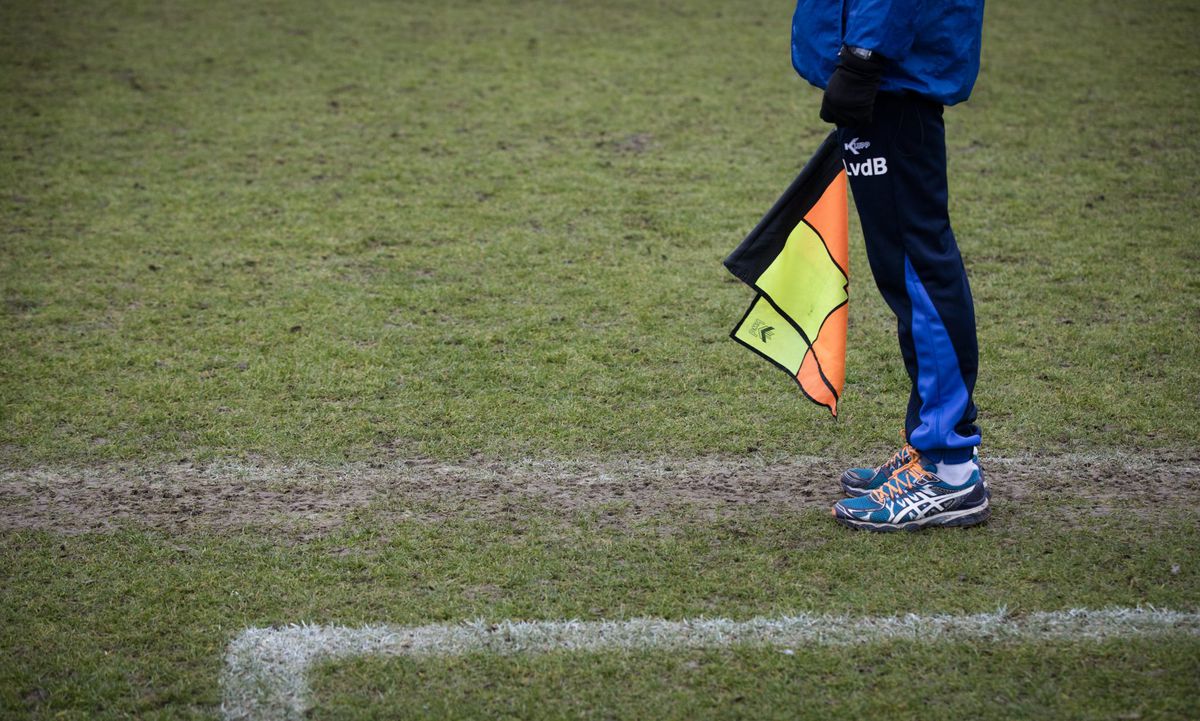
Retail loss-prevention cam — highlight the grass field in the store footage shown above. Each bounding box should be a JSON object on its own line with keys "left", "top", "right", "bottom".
{"left": 2, "top": 0, "right": 1199, "bottom": 718}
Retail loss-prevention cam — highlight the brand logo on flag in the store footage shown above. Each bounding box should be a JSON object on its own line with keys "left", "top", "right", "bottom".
{"left": 750, "top": 320, "right": 776, "bottom": 342}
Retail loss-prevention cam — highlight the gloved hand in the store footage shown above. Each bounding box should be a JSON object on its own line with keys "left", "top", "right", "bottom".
{"left": 820, "top": 47, "right": 885, "bottom": 127}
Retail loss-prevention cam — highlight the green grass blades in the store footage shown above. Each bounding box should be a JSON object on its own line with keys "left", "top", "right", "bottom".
{"left": 309, "top": 640, "right": 1200, "bottom": 721}
{"left": 3, "top": 0, "right": 1199, "bottom": 465}
{"left": 2, "top": 505, "right": 1198, "bottom": 718}
{"left": 2, "top": 0, "right": 1199, "bottom": 718}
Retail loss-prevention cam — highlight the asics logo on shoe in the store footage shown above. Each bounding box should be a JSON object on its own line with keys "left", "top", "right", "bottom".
{"left": 887, "top": 484, "right": 974, "bottom": 523}
{"left": 844, "top": 138, "right": 871, "bottom": 155}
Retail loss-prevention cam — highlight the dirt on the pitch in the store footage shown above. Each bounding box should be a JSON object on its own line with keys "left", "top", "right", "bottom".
{"left": 1, "top": 452, "right": 1197, "bottom": 536}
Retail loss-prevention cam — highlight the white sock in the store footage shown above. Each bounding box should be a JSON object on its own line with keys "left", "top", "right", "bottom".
{"left": 934, "top": 459, "right": 977, "bottom": 487}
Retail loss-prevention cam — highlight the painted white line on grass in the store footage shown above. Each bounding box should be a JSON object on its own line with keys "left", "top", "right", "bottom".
{"left": 221, "top": 607, "right": 1200, "bottom": 721}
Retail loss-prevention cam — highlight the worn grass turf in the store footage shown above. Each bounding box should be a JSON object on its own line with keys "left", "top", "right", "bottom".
{"left": 1, "top": 0, "right": 1199, "bottom": 718}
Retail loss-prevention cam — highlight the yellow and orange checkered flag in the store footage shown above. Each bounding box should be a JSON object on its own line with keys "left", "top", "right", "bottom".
{"left": 724, "top": 131, "right": 849, "bottom": 417}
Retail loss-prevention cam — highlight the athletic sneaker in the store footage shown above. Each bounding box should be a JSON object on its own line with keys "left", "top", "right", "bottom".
{"left": 840, "top": 443, "right": 920, "bottom": 497}
{"left": 831, "top": 458, "right": 991, "bottom": 532}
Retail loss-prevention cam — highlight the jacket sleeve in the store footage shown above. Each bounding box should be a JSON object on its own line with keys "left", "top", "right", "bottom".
{"left": 843, "top": 0, "right": 925, "bottom": 61}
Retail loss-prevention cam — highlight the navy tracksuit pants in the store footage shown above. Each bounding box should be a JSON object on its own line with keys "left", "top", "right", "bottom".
{"left": 838, "top": 92, "right": 980, "bottom": 463}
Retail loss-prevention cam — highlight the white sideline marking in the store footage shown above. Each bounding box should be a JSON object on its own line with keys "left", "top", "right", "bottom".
{"left": 221, "top": 607, "right": 1200, "bottom": 721}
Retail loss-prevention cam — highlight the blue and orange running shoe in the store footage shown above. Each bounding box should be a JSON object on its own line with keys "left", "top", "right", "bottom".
{"left": 832, "top": 458, "right": 991, "bottom": 532}
{"left": 840, "top": 443, "right": 920, "bottom": 497}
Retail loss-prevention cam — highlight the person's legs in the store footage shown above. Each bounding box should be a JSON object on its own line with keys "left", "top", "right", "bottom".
{"left": 838, "top": 92, "right": 981, "bottom": 467}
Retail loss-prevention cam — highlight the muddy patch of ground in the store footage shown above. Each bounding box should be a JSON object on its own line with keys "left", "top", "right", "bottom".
{"left": 1, "top": 452, "right": 1197, "bottom": 535}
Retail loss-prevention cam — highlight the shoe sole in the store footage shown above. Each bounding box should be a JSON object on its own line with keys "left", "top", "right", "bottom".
{"left": 833, "top": 499, "right": 991, "bottom": 533}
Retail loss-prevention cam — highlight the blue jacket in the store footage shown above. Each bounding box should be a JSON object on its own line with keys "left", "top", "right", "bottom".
{"left": 791, "top": 0, "right": 985, "bottom": 106}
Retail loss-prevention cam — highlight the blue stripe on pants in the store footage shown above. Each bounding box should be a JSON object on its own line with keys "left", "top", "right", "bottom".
{"left": 904, "top": 255, "right": 981, "bottom": 455}
{"left": 838, "top": 92, "right": 981, "bottom": 462}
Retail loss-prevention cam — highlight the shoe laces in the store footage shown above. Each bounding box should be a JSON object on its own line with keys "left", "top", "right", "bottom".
{"left": 879, "top": 443, "right": 919, "bottom": 476}
{"left": 869, "top": 458, "right": 935, "bottom": 504}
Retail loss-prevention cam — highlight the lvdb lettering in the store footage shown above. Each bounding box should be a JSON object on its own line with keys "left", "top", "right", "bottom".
{"left": 843, "top": 157, "right": 888, "bottom": 176}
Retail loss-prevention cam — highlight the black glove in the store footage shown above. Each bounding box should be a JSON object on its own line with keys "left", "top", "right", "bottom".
{"left": 820, "top": 47, "right": 885, "bottom": 127}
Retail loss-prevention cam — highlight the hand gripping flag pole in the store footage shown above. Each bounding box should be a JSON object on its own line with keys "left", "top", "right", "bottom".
{"left": 724, "top": 131, "right": 849, "bottom": 417}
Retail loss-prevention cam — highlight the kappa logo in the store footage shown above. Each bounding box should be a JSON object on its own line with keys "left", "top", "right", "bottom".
{"left": 843, "top": 157, "right": 888, "bottom": 177}
{"left": 844, "top": 138, "right": 871, "bottom": 155}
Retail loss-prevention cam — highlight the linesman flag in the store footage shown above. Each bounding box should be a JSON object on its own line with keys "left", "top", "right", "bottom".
{"left": 724, "top": 131, "right": 849, "bottom": 416}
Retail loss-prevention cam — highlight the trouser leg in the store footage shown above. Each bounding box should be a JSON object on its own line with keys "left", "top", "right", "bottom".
{"left": 837, "top": 92, "right": 981, "bottom": 463}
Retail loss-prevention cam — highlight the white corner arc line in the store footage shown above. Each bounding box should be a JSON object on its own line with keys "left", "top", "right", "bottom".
{"left": 220, "top": 607, "right": 1200, "bottom": 721}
